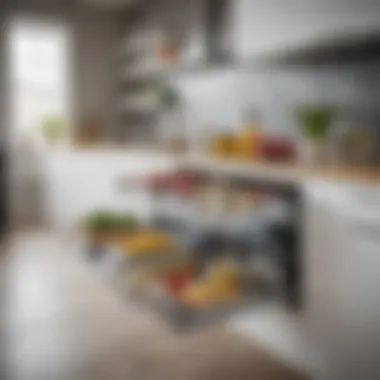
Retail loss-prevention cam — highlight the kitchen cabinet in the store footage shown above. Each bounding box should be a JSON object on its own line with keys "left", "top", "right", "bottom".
{"left": 43, "top": 149, "right": 176, "bottom": 228}
{"left": 303, "top": 183, "right": 343, "bottom": 361}
{"left": 231, "top": 0, "right": 380, "bottom": 60}
{"left": 329, "top": 199, "right": 380, "bottom": 380}
{"left": 0, "top": 150, "right": 8, "bottom": 236}
{"left": 305, "top": 182, "right": 380, "bottom": 379}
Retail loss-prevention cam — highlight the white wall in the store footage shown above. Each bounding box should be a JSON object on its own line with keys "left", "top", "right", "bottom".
{"left": 174, "top": 62, "right": 380, "bottom": 140}
{"left": 176, "top": 69, "right": 240, "bottom": 145}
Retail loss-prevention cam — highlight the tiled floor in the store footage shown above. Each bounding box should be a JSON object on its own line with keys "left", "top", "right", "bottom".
{"left": 1, "top": 233, "right": 311, "bottom": 380}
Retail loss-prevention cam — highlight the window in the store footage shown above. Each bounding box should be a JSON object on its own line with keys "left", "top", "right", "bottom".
{"left": 9, "top": 17, "right": 71, "bottom": 143}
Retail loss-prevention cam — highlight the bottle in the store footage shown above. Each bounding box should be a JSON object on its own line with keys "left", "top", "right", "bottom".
{"left": 236, "top": 108, "right": 262, "bottom": 161}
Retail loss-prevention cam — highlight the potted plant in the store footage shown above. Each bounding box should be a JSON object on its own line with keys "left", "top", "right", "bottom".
{"left": 41, "top": 115, "right": 65, "bottom": 143}
{"left": 297, "top": 105, "right": 335, "bottom": 165}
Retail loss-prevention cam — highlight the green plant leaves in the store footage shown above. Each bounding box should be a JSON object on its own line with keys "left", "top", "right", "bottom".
{"left": 297, "top": 106, "right": 335, "bottom": 142}
{"left": 41, "top": 115, "right": 65, "bottom": 140}
{"left": 82, "top": 210, "right": 137, "bottom": 232}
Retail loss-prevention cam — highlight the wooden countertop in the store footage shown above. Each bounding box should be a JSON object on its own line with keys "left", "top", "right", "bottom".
{"left": 41, "top": 145, "right": 380, "bottom": 186}
{"left": 180, "top": 156, "right": 380, "bottom": 186}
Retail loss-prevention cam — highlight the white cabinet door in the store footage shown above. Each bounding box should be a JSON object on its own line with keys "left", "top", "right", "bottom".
{"left": 232, "top": 0, "right": 380, "bottom": 59}
{"left": 303, "top": 183, "right": 345, "bottom": 363}
{"left": 330, "top": 209, "right": 380, "bottom": 380}
{"left": 303, "top": 183, "right": 380, "bottom": 379}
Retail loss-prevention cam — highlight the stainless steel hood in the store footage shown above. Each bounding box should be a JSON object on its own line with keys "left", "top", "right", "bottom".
{"left": 204, "top": 0, "right": 232, "bottom": 64}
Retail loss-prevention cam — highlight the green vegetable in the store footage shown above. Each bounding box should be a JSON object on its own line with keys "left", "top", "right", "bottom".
{"left": 82, "top": 210, "right": 137, "bottom": 233}
{"left": 297, "top": 106, "right": 335, "bottom": 142}
{"left": 114, "top": 213, "right": 137, "bottom": 229}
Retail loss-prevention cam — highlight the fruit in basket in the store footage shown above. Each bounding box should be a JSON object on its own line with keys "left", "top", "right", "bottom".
{"left": 228, "top": 189, "right": 256, "bottom": 212}
{"left": 126, "top": 268, "right": 157, "bottom": 292}
{"left": 162, "top": 267, "right": 193, "bottom": 296}
{"left": 143, "top": 173, "right": 171, "bottom": 191}
{"left": 197, "top": 185, "right": 227, "bottom": 213}
{"left": 208, "top": 261, "right": 239, "bottom": 288}
{"left": 180, "top": 279, "right": 239, "bottom": 307}
{"left": 180, "top": 261, "right": 240, "bottom": 307}
{"left": 121, "top": 230, "right": 175, "bottom": 255}
{"left": 170, "top": 173, "right": 197, "bottom": 196}
{"left": 144, "top": 171, "right": 198, "bottom": 196}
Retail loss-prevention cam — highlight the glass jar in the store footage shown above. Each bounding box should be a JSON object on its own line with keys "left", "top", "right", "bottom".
{"left": 236, "top": 107, "right": 263, "bottom": 161}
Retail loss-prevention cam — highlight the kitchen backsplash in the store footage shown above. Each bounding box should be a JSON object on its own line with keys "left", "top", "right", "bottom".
{"left": 173, "top": 61, "right": 380, "bottom": 142}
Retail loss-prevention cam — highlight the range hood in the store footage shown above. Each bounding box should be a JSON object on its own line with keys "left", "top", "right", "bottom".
{"left": 204, "top": 0, "right": 232, "bottom": 64}
{"left": 178, "top": 1, "right": 380, "bottom": 72}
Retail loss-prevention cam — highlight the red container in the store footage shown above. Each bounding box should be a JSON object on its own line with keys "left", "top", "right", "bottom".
{"left": 260, "top": 137, "right": 297, "bottom": 162}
